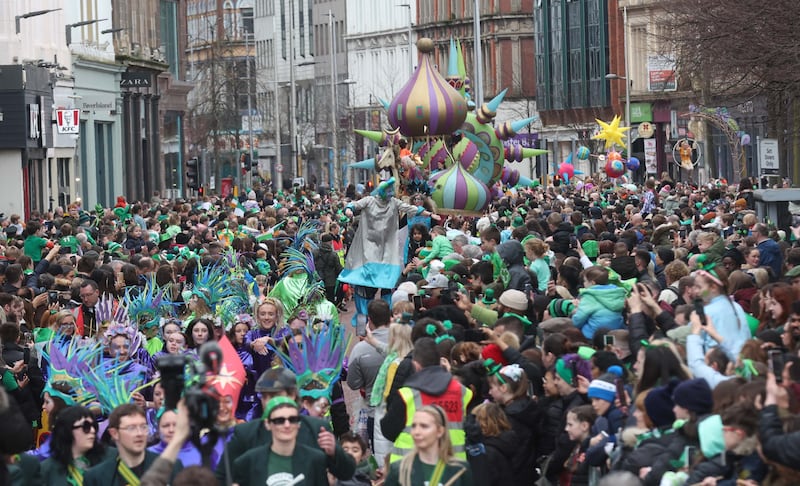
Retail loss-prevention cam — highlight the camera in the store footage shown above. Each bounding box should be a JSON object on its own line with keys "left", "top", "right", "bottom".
{"left": 157, "top": 342, "right": 223, "bottom": 460}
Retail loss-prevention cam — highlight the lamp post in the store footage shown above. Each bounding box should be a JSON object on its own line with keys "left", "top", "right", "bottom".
{"left": 66, "top": 18, "right": 106, "bottom": 46}
{"left": 396, "top": 4, "right": 413, "bottom": 76}
{"left": 15, "top": 8, "right": 61, "bottom": 35}
{"left": 605, "top": 6, "right": 631, "bottom": 161}
{"left": 326, "top": 10, "right": 338, "bottom": 189}
{"left": 605, "top": 73, "right": 631, "bottom": 160}
{"left": 244, "top": 10, "right": 255, "bottom": 190}
{"left": 473, "top": 0, "right": 484, "bottom": 108}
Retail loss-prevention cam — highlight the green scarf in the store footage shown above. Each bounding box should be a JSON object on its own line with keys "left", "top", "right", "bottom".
{"left": 369, "top": 351, "right": 398, "bottom": 407}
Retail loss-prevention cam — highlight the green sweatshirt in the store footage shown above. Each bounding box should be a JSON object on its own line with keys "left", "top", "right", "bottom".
{"left": 422, "top": 235, "right": 454, "bottom": 263}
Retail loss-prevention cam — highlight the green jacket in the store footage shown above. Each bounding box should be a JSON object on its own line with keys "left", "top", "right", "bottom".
{"left": 571, "top": 284, "right": 627, "bottom": 339}
{"left": 422, "top": 235, "right": 454, "bottom": 263}
{"left": 7, "top": 453, "right": 41, "bottom": 486}
{"left": 41, "top": 449, "right": 117, "bottom": 486}
{"left": 232, "top": 443, "right": 329, "bottom": 486}
{"left": 83, "top": 450, "right": 182, "bottom": 486}
{"left": 702, "top": 238, "right": 726, "bottom": 265}
{"left": 385, "top": 456, "right": 473, "bottom": 486}
{"left": 215, "top": 414, "right": 355, "bottom": 483}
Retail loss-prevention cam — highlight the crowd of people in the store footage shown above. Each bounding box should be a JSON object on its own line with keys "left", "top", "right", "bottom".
{"left": 1, "top": 173, "right": 800, "bottom": 486}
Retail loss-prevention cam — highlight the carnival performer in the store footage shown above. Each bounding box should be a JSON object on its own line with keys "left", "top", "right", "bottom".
{"left": 339, "top": 178, "right": 439, "bottom": 319}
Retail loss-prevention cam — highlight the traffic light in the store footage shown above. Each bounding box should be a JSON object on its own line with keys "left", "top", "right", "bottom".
{"left": 186, "top": 157, "right": 199, "bottom": 190}
{"left": 240, "top": 152, "right": 252, "bottom": 173}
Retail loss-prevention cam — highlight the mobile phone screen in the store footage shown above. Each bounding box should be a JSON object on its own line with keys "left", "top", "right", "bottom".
{"left": 413, "top": 294, "right": 422, "bottom": 312}
{"left": 769, "top": 349, "right": 785, "bottom": 383}
{"left": 356, "top": 315, "right": 367, "bottom": 338}
{"left": 693, "top": 299, "right": 707, "bottom": 326}
{"left": 604, "top": 335, "right": 615, "bottom": 347}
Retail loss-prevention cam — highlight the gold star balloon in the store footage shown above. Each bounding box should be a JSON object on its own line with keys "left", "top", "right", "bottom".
{"left": 592, "top": 115, "right": 630, "bottom": 150}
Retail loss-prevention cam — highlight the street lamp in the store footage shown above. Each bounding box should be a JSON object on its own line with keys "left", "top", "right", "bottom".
{"left": 473, "top": 0, "right": 484, "bottom": 108}
{"left": 396, "top": 4, "right": 413, "bottom": 76}
{"left": 605, "top": 73, "right": 631, "bottom": 159}
{"left": 66, "top": 18, "right": 107, "bottom": 46}
{"left": 101, "top": 27, "right": 125, "bottom": 35}
{"left": 15, "top": 8, "right": 61, "bottom": 35}
{"left": 326, "top": 10, "right": 338, "bottom": 188}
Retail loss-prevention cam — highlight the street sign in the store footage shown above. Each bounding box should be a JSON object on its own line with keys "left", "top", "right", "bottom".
{"left": 56, "top": 109, "right": 80, "bottom": 134}
{"left": 759, "top": 138, "right": 780, "bottom": 175}
{"left": 276, "top": 163, "right": 284, "bottom": 172}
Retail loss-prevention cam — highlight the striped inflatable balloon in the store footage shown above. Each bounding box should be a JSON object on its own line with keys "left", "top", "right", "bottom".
{"left": 388, "top": 39, "right": 467, "bottom": 137}
{"left": 429, "top": 158, "right": 491, "bottom": 215}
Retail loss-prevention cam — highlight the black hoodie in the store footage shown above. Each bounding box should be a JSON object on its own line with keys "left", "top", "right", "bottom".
{"left": 497, "top": 240, "right": 532, "bottom": 292}
{"left": 380, "top": 365, "right": 464, "bottom": 442}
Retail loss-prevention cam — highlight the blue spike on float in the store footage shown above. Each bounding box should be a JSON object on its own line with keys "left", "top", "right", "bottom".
{"left": 349, "top": 159, "right": 377, "bottom": 170}
{"left": 377, "top": 98, "right": 390, "bottom": 110}
{"left": 447, "top": 38, "right": 458, "bottom": 76}
{"left": 517, "top": 175, "right": 533, "bottom": 187}
{"left": 509, "top": 117, "right": 537, "bottom": 135}
{"left": 485, "top": 88, "right": 508, "bottom": 113}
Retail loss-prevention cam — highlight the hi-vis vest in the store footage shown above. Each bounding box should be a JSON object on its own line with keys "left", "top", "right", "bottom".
{"left": 389, "top": 379, "right": 472, "bottom": 463}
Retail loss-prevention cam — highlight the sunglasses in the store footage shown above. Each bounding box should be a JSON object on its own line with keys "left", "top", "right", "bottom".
{"left": 72, "top": 420, "right": 97, "bottom": 434}
{"left": 268, "top": 415, "right": 301, "bottom": 425}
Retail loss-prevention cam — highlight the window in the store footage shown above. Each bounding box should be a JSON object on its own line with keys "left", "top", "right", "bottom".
{"left": 241, "top": 7, "right": 254, "bottom": 35}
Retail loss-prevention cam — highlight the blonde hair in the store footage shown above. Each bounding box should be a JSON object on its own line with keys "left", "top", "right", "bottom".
{"left": 255, "top": 297, "right": 286, "bottom": 329}
{"left": 524, "top": 238, "right": 549, "bottom": 258}
{"left": 398, "top": 405, "right": 461, "bottom": 486}
{"left": 697, "top": 232, "right": 719, "bottom": 244}
{"left": 388, "top": 323, "right": 413, "bottom": 358}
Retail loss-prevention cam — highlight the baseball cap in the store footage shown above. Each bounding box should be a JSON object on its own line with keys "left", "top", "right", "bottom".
{"left": 422, "top": 274, "right": 450, "bottom": 289}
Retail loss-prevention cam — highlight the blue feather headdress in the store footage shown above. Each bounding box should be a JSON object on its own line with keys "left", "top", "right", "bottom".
{"left": 42, "top": 335, "right": 105, "bottom": 407}
{"left": 123, "top": 277, "right": 176, "bottom": 334}
{"left": 269, "top": 323, "right": 351, "bottom": 400}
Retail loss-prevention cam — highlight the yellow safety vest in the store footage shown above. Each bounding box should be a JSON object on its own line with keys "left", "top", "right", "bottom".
{"left": 389, "top": 380, "right": 472, "bottom": 463}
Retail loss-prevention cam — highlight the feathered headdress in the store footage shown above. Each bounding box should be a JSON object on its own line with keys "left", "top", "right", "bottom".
{"left": 82, "top": 359, "right": 155, "bottom": 416}
{"left": 275, "top": 220, "right": 326, "bottom": 307}
{"left": 42, "top": 335, "right": 105, "bottom": 407}
{"left": 186, "top": 261, "right": 251, "bottom": 329}
{"left": 101, "top": 303, "right": 144, "bottom": 360}
{"left": 123, "top": 276, "right": 176, "bottom": 334}
{"left": 270, "top": 323, "right": 351, "bottom": 400}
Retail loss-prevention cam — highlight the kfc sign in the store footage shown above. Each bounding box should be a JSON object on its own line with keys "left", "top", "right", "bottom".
{"left": 56, "top": 109, "right": 80, "bottom": 134}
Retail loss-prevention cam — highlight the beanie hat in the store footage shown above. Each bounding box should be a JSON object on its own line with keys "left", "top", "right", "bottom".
{"left": 657, "top": 248, "right": 675, "bottom": 265}
{"left": 672, "top": 378, "right": 713, "bottom": 415}
{"left": 548, "top": 298, "right": 575, "bottom": 318}
{"left": 481, "top": 344, "right": 509, "bottom": 366}
{"left": 582, "top": 240, "right": 599, "bottom": 259}
{"left": 498, "top": 289, "right": 528, "bottom": 313}
{"left": 587, "top": 367, "right": 622, "bottom": 403}
{"left": 644, "top": 381, "right": 678, "bottom": 428}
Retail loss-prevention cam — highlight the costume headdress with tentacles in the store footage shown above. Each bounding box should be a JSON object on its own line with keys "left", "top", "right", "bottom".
{"left": 270, "top": 323, "right": 351, "bottom": 400}
{"left": 272, "top": 220, "right": 327, "bottom": 310}
{"left": 185, "top": 260, "right": 252, "bottom": 329}
{"left": 123, "top": 277, "right": 176, "bottom": 338}
{"left": 42, "top": 335, "right": 105, "bottom": 407}
{"left": 100, "top": 298, "right": 145, "bottom": 360}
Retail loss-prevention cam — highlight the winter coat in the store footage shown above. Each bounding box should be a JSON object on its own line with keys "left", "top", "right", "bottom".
{"left": 483, "top": 431, "right": 518, "bottom": 486}
{"left": 616, "top": 424, "right": 698, "bottom": 486}
{"left": 497, "top": 240, "right": 532, "bottom": 292}
{"left": 551, "top": 222, "right": 574, "bottom": 256}
{"left": 571, "top": 284, "right": 626, "bottom": 338}
{"left": 702, "top": 237, "right": 727, "bottom": 265}
{"left": 545, "top": 391, "right": 590, "bottom": 482}
{"left": 503, "top": 397, "right": 541, "bottom": 485}
{"left": 315, "top": 241, "right": 343, "bottom": 288}
{"left": 537, "top": 395, "right": 564, "bottom": 457}
{"left": 759, "top": 404, "right": 800, "bottom": 468}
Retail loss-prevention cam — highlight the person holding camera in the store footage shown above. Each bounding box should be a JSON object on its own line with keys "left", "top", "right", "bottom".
{"left": 0, "top": 323, "right": 44, "bottom": 436}
{"left": 232, "top": 397, "right": 330, "bottom": 486}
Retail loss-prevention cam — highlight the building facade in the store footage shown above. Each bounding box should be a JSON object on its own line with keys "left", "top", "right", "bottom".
{"left": 534, "top": 0, "right": 626, "bottom": 178}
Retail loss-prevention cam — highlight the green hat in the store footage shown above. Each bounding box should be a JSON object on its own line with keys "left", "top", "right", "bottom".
{"left": 548, "top": 298, "right": 575, "bottom": 318}
{"left": 262, "top": 396, "right": 298, "bottom": 420}
{"left": 582, "top": 240, "right": 599, "bottom": 259}
{"left": 555, "top": 357, "right": 573, "bottom": 384}
{"left": 512, "top": 216, "right": 525, "bottom": 228}
{"left": 106, "top": 242, "right": 123, "bottom": 255}
{"left": 482, "top": 288, "right": 496, "bottom": 305}
{"left": 159, "top": 233, "right": 172, "bottom": 243}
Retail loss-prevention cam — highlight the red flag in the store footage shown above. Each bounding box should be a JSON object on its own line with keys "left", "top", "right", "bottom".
{"left": 207, "top": 335, "right": 246, "bottom": 417}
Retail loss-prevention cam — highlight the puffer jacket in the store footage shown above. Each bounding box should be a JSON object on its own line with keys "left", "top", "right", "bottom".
{"left": 497, "top": 240, "right": 532, "bottom": 292}
{"left": 572, "top": 284, "right": 627, "bottom": 338}
{"left": 504, "top": 397, "right": 541, "bottom": 485}
{"left": 314, "top": 241, "right": 343, "bottom": 288}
